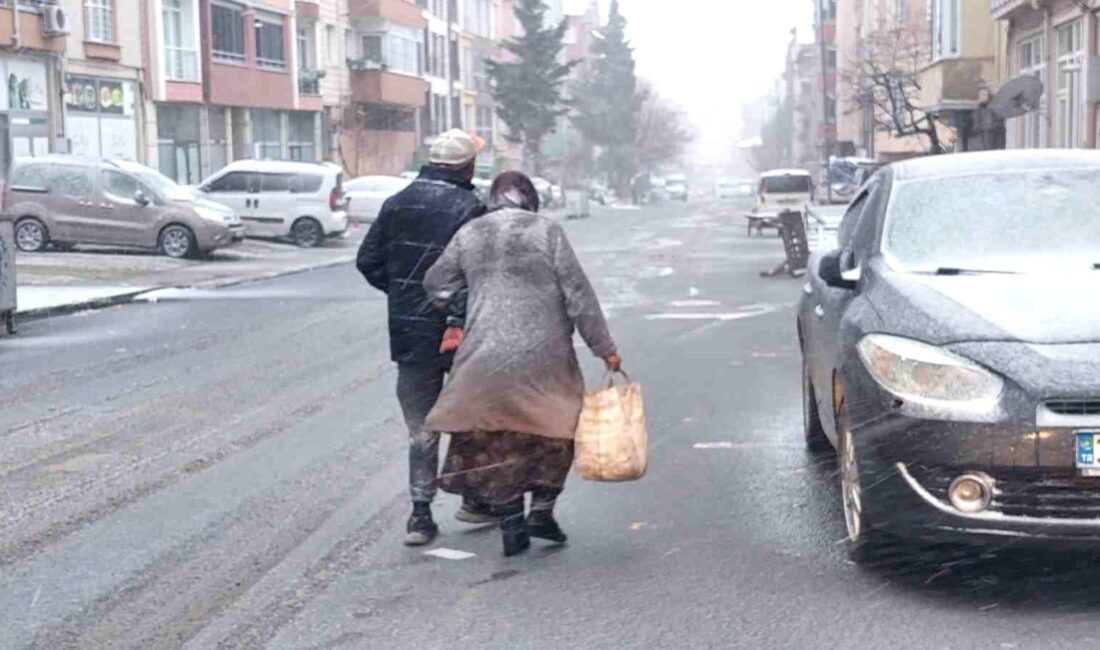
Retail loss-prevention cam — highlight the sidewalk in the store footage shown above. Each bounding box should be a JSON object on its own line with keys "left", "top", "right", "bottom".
{"left": 14, "top": 228, "right": 365, "bottom": 318}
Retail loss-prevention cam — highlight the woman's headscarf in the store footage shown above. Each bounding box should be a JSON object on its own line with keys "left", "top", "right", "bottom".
{"left": 489, "top": 171, "right": 540, "bottom": 213}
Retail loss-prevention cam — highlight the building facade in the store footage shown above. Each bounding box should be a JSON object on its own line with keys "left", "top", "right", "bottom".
{"left": 992, "top": 0, "right": 1098, "bottom": 150}
{"left": 0, "top": 0, "right": 68, "bottom": 156}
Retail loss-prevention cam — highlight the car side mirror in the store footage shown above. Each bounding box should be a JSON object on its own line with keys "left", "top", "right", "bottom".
{"left": 134, "top": 189, "right": 150, "bottom": 206}
{"left": 819, "top": 249, "right": 859, "bottom": 290}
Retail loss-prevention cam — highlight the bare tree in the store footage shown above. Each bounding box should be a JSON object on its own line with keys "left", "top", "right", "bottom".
{"left": 633, "top": 80, "right": 695, "bottom": 174}
{"left": 844, "top": 23, "right": 946, "bottom": 155}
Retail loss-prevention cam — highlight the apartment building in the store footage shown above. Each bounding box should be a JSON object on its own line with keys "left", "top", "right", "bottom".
{"left": 143, "top": 0, "right": 323, "bottom": 184}
{"left": 0, "top": 0, "right": 68, "bottom": 156}
{"left": 342, "top": 0, "right": 426, "bottom": 175}
{"left": 420, "top": 0, "right": 457, "bottom": 147}
{"left": 919, "top": 0, "right": 1007, "bottom": 151}
{"left": 814, "top": 0, "right": 839, "bottom": 159}
{"left": 836, "top": 0, "right": 934, "bottom": 161}
{"left": 992, "top": 0, "right": 1099, "bottom": 149}
{"left": 61, "top": 0, "right": 144, "bottom": 160}
{"left": 458, "top": 0, "right": 494, "bottom": 172}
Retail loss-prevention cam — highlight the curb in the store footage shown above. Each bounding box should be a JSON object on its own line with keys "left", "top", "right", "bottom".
{"left": 12, "top": 255, "right": 356, "bottom": 323}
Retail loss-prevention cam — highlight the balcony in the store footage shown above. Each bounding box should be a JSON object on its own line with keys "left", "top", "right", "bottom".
{"left": 347, "top": 0, "right": 425, "bottom": 28}
{"left": 990, "top": 0, "right": 1031, "bottom": 21}
{"left": 348, "top": 65, "right": 427, "bottom": 107}
{"left": 299, "top": 68, "right": 325, "bottom": 95}
{"left": 919, "top": 56, "right": 997, "bottom": 113}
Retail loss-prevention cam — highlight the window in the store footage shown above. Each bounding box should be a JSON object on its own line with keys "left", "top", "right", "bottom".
{"left": 290, "top": 174, "right": 323, "bottom": 193}
{"left": 289, "top": 112, "right": 316, "bottom": 161}
{"left": 211, "top": 2, "right": 245, "bottom": 63}
{"left": 52, "top": 167, "right": 94, "bottom": 200}
{"left": 208, "top": 171, "right": 253, "bottom": 193}
{"left": 85, "top": 0, "right": 114, "bottom": 42}
{"left": 476, "top": 105, "right": 493, "bottom": 144}
{"left": 325, "top": 25, "right": 336, "bottom": 65}
{"left": 255, "top": 13, "right": 286, "bottom": 70}
{"left": 103, "top": 171, "right": 140, "bottom": 202}
{"left": 11, "top": 164, "right": 50, "bottom": 191}
{"left": 1057, "top": 21, "right": 1084, "bottom": 148}
{"left": 252, "top": 109, "right": 281, "bottom": 159}
{"left": 1017, "top": 35, "right": 1045, "bottom": 148}
{"left": 464, "top": 0, "right": 491, "bottom": 37}
{"left": 426, "top": 33, "right": 446, "bottom": 77}
{"left": 360, "top": 33, "right": 421, "bottom": 76}
{"left": 930, "top": 0, "right": 959, "bottom": 60}
{"left": 163, "top": 0, "right": 198, "bottom": 81}
{"left": 297, "top": 26, "right": 311, "bottom": 70}
{"left": 431, "top": 94, "right": 448, "bottom": 134}
{"left": 259, "top": 173, "right": 293, "bottom": 192}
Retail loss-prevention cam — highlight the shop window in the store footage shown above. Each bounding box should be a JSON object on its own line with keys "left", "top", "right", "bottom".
{"left": 252, "top": 109, "right": 282, "bottom": 159}
{"left": 289, "top": 112, "right": 316, "bottom": 162}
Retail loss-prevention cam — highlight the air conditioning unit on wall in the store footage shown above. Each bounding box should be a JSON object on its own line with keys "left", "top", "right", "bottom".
{"left": 41, "top": 6, "right": 71, "bottom": 36}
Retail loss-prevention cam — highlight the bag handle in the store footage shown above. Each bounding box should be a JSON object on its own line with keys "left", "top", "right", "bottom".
{"left": 602, "top": 370, "right": 632, "bottom": 388}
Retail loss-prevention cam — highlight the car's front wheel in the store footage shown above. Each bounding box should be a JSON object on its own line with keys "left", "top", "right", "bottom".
{"left": 837, "top": 400, "right": 885, "bottom": 562}
{"left": 15, "top": 217, "right": 49, "bottom": 252}
{"left": 159, "top": 224, "right": 196, "bottom": 259}
{"left": 291, "top": 217, "right": 323, "bottom": 248}
{"left": 802, "top": 358, "right": 831, "bottom": 453}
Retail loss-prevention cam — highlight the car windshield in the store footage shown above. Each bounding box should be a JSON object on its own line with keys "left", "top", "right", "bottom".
{"left": 762, "top": 175, "right": 811, "bottom": 193}
{"left": 133, "top": 167, "right": 185, "bottom": 196}
{"left": 886, "top": 170, "right": 1100, "bottom": 273}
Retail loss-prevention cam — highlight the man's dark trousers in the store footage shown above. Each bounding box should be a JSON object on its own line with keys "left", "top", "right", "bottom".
{"left": 396, "top": 364, "right": 446, "bottom": 504}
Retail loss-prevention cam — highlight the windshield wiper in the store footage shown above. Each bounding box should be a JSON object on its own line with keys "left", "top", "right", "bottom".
{"left": 932, "top": 267, "right": 1019, "bottom": 276}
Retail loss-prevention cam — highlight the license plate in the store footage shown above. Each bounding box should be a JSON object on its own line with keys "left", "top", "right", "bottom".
{"left": 1076, "top": 432, "right": 1100, "bottom": 476}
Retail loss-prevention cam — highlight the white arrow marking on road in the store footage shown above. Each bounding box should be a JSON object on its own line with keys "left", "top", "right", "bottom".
{"left": 424, "top": 548, "right": 477, "bottom": 561}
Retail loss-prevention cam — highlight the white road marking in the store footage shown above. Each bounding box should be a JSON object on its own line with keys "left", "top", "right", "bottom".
{"left": 670, "top": 300, "right": 720, "bottom": 308}
{"left": 657, "top": 267, "right": 675, "bottom": 277}
{"left": 424, "top": 548, "right": 477, "bottom": 561}
{"left": 693, "top": 442, "right": 735, "bottom": 449}
{"left": 645, "top": 305, "right": 777, "bottom": 322}
{"left": 688, "top": 287, "right": 701, "bottom": 297}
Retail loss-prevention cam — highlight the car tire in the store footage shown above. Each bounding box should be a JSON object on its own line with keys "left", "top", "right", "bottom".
{"left": 802, "top": 358, "right": 831, "bottom": 453}
{"left": 159, "top": 224, "right": 196, "bottom": 259}
{"left": 14, "top": 217, "right": 49, "bottom": 253}
{"left": 291, "top": 217, "right": 323, "bottom": 248}
{"left": 837, "top": 398, "right": 885, "bottom": 563}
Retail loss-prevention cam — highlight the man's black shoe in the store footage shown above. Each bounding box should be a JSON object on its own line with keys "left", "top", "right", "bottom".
{"left": 405, "top": 503, "right": 439, "bottom": 546}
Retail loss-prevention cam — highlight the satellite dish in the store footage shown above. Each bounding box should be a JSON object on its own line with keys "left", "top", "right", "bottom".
{"left": 987, "top": 76, "right": 1044, "bottom": 120}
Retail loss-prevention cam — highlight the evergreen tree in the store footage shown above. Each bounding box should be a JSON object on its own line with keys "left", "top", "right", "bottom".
{"left": 571, "top": 0, "right": 637, "bottom": 193}
{"left": 486, "top": 0, "right": 576, "bottom": 175}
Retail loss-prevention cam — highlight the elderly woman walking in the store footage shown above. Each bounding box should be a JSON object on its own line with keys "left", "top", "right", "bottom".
{"left": 423, "top": 172, "right": 621, "bottom": 557}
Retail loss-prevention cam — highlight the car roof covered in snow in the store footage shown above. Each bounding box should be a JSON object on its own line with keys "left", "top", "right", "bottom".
{"left": 891, "top": 149, "right": 1100, "bottom": 182}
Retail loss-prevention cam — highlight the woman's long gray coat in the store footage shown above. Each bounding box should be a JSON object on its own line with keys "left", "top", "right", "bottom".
{"left": 423, "top": 208, "right": 616, "bottom": 440}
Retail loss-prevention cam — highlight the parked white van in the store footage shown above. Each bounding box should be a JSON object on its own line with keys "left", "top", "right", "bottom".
{"left": 756, "top": 169, "right": 813, "bottom": 211}
{"left": 197, "top": 160, "right": 348, "bottom": 247}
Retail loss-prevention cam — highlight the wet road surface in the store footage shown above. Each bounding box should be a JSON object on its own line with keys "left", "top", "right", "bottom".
{"left": 4, "top": 201, "right": 1100, "bottom": 649}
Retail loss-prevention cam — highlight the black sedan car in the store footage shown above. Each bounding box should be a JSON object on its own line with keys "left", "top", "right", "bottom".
{"left": 798, "top": 150, "right": 1100, "bottom": 560}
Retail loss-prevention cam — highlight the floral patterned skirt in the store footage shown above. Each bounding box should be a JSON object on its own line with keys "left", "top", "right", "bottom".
{"left": 439, "top": 431, "right": 575, "bottom": 506}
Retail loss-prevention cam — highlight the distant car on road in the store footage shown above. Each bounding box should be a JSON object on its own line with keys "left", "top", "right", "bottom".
{"left": 6, "top": 156, "right": 243, "bottom": 259}
{"left": 798, "top": 150, "right": 1100, "bottom": 561}
{"left": 665, "top": 173, "right": 689, "bottom": 201}
{"left": 197, "top": 160, "right": 348, "bottom": 247}
{"left": 343, "top": 175, "right": 412, "bottom": 223}
{"left": 715, "top": 179, "right": 754, "bottom": 199}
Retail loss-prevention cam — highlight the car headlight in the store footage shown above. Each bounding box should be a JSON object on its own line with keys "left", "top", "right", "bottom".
{"left": 195, "top": 206, "right": 232, "bottom": 224}
{"left": 857, "top": 334, "right": 1003, "bottom": 405}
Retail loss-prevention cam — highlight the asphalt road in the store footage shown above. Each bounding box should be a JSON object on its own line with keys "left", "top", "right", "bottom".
{"left": 5, "top": 200, "right": 1100, "bottom": 649}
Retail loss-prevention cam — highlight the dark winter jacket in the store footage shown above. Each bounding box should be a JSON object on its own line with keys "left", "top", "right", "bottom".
{"left": 357, "top": 165, "right": 486, "bottom": 368}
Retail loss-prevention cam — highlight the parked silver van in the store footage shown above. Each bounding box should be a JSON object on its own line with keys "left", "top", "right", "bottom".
{"left": 5, "top": 156, "right": 244, "bottom": 259}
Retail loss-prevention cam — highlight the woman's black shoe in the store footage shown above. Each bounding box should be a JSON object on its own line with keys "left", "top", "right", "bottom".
{"left": 501, "top": 514, "right": 531, "bottom": 557}
{"left": 526, "top": 510, "right": 567, "bottom": 543}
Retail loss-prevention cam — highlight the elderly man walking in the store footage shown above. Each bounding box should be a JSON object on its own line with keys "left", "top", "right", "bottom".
{"left": 357, "top": 130, "right": 488, "bottom": 546}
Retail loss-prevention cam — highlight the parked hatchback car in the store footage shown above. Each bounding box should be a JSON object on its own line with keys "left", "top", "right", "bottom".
{"left": 343, "top": 175, "right": 412, "bottom": 224}
{"left": 798, "top": 150, "right": 1100, "bottom": 561}
{"left": 6, "top": 156, "right": 243, "bottom": 259}
{"left": 197, "top": 160, "right": 348, "bottom": 247}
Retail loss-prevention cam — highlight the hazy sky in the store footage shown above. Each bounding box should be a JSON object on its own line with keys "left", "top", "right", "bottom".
{"left": 565, "top": 0, "right": 814, "bottom": 166}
